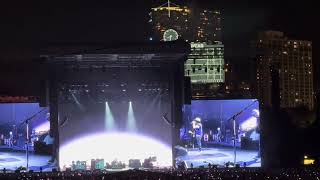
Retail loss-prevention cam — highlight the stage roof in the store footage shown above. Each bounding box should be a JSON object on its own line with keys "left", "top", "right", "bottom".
{"left": 41, "top": 40, "right": 190, "bottom": 64}
{"left": 0, "top": 41, "right": 190, "bottom": 97}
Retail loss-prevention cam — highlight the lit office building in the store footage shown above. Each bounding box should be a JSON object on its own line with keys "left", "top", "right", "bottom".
{"left": 149, "top": 1, "right": 224, "bottom": 88}
{"left": 196, "top": 9, "right": 222, "bottom": 43}
{"left": 149, "top": 1, "right": 222, "bottom": 43}
{"left": 149, "top": 2, "right": 192, "bottom": 42}
{"left": 252, "top": 31, "right": 314, "bottom": 110}
{"left": 185, "top": 42, "right": 224, "bottom": 83}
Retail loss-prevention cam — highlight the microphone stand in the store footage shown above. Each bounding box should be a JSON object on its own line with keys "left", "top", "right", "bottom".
{"left": 21, "top": 108, "right": 47, "bottom": 171}
{"left": 227, "top": 100, "right": 258, "bottom": 166}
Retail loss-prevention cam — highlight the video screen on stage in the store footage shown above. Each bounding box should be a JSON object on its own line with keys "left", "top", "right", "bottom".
{"left": 58, "top": 92, "right": 172, "bottom": 170}
{"left": 0, "top": 103, "right": 53, "bottom": 171}
{"left": 176, "top": 99, "right": 260, "bottom": 168}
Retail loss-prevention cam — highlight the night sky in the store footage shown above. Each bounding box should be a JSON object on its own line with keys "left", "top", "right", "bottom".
{"left": 0, "top": 0, "right": 317, "bottom": 79}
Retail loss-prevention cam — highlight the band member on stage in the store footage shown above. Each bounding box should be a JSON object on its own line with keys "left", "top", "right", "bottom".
{"left": 214, "top": 127, "right": 222, "bottom": 142}
{"left": 30, "top": 129, "right": 38, "bottom": 146}
{"left": 191, "top": 117, "right": 203, "bottom": 151}
{"left": 8, "top": 131, "right": 14, "bottom": 147}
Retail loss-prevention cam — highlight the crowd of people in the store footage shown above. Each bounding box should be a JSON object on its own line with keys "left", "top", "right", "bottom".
{"left": 0, "top": 167, "right": 319, "bottom": 180}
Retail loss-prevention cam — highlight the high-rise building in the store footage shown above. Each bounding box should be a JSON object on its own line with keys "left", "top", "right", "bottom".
{"left": 185, "top": 42, "right": 224, "bottom": 83}
{"left": 252, "top": 31, "right": 314, "bottom": 110}
{"left": 196, "top": 9, "right": 222, "bottom": 43}
{"left": 149, "top": 1, "right": 222, "bottom": 43}
{"left": 149, "top": 2, "right": 192, "bottom": 42}
{"left": 149, "top": 1, "right": 224, "bottom": 89}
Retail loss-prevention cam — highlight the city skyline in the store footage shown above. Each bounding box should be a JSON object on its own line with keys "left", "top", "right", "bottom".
{"left": 0, "top": 1, "right": 315, "bottom": 50}
{"left": 0, "top": 1, "right": 317, "bottom": 86}
{"left": 149, "top": 1, "right": 222, "bottom": 43}
{"left": 149, "top": 1, "right": 225, "bottom": 86}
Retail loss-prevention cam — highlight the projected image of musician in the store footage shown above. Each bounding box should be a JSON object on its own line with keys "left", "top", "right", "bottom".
{"left": 176, "top": 100, "right": 261, "bottom": 168}
{"left": 189, "top": 117, "right": 203, "bottom": 151}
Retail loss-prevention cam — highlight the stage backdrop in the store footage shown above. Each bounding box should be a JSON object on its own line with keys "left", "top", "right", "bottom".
{"left": 58, "top": 93, "right": 172, "bottom": 169}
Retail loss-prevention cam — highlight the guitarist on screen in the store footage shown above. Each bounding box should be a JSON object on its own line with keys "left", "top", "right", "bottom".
{"left": 189, "top": 117, "right": 203, "bottom": 151}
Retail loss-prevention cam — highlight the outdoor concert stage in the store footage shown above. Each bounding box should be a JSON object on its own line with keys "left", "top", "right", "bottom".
{"left": 176, "top": 147, "right": 261, "bottom": 168}
{"left": 44, "top": 41, "right": 190, "bottom": 169}
{"left": 0, "top": 42, "right": 263, "bottom": 171}
{"left": 0, "top": 41, "right": 190, "bottom": 171}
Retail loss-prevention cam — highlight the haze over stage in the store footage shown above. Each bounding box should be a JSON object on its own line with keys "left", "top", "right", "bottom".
{"left": 59, "top": 133, "right": 172, "bottom": 169}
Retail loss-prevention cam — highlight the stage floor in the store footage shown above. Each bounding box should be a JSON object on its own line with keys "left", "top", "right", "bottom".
{"left": 176, "top": 147, "right": 260, "bottom": 168}
{"left": 0, "top": 150, "right": 53, "bottom": 171}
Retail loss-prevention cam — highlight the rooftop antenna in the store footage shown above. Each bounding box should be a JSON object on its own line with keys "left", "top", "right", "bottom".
{"left": 155, "top": 0, "right": 180, "bottom": 17}
{"left": 168, "top": 0, "right": 171, "bottom": 17}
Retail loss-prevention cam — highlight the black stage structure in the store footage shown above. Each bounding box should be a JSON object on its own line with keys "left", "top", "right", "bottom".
{"left": 42, "top": 41, "right": 190, "bottom": 169}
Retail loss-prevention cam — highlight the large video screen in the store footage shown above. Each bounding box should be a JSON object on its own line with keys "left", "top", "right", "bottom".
{"left": 0, "top": 103, "right": 53, "bottom": 171}
{"left": 58, "top": 93, "right": 172, "bottom": 170}
{"left": 176, "top": 99, "right": 260, "bottom": 168}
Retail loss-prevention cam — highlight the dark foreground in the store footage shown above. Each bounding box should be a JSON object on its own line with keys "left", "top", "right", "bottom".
{"left": 0, "top": 168, "right": 319, "bottom": 180}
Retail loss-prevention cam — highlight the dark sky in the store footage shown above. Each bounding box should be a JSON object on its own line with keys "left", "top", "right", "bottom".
{"left": 0, "top": 0, "right": 317, "bottom": 62}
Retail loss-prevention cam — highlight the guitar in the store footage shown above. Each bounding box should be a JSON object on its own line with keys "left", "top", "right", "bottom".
{"left": 188, "top": 130, "right": 195, "bottom": 137}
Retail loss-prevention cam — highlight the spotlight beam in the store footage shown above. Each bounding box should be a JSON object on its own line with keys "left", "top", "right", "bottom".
{"left": 127, "top": 101, "right": 136, "bottom": 131}
{"left": 105, "top": 102, "right": 116, "bottom": 131}
{"left": 71, "top": 93, "right": 85, "bottom": 111}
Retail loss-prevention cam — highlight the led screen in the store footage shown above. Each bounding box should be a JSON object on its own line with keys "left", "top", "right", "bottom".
{"left": 176, "top": 99, "right": 260, "bottom": 168}
{"left": 58, "top": 93, "right": 172, "bottom": 170}
{"left": 0, "top": 103, "right": 52, "bottom": 171}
